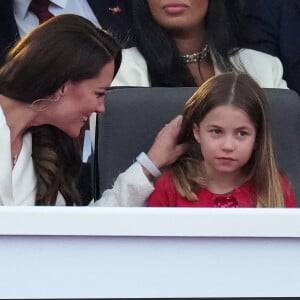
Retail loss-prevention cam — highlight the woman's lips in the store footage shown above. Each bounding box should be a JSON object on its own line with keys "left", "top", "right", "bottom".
{"left": 163, "top": 4, "right": 187, "bottom": 14}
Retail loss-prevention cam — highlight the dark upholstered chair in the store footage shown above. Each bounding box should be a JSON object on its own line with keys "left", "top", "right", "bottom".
{"left": 93, "top": 87, "right": 300, "bottom": 206}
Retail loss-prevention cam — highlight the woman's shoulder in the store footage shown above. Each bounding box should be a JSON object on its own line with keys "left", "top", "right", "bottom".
{"left": 236, "top": 48, "right": 281, "bottom": 63}
{"left": 0, "top": 104, "right": 6, "bottom": 124}
{"left": 112, "top": 47, "right": 150, "bottom": 87}
{"left": 121, "top": 47, "right": 146, "bottom": 61}
{"left": 230, "top": 48, "right": 288, "bottom": 88}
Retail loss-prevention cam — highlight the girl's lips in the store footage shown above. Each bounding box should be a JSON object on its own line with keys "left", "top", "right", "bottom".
{"left": 217, "top": 157, "right": 236, "bottom": 163}
{"left": 163, "top": 4, "right": 187, "bottom": 14}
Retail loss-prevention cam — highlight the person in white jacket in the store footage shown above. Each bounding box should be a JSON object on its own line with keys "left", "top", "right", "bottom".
{"left": 90, "top": 0, "right": 289, "bottom": 182}
{"left": 89, "top": 0, "right": 289, "bottom": 166}
{"left": 112, "top": 0, "right": 288, "bottom": 89}
{"left": 0, "top": 14, "right": 187, "bottom": 206}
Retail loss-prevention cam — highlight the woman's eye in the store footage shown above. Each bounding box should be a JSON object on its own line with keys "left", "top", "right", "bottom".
{"left": 96, "top": 92, "right": 106, "bottom": 98}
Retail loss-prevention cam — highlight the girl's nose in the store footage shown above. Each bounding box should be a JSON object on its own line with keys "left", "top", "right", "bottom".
{"left": 221, "top": 136, "right": 235, "bottom": 152}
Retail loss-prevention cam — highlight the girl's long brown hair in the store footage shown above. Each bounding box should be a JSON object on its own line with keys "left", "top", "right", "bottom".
{"left": 171, "top": 72, "right": 285, "bottom": 207}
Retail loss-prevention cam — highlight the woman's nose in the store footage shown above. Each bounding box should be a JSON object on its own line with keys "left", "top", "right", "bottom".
{"left": 95, "top": 100, "right": 105, "bottom": 114}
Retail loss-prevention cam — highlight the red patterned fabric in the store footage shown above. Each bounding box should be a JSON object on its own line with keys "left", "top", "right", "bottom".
{"left": 29, "top": 0, "right": 54, "bottom": 24}
{"left": 147, "top": 171, "right": 297, "bottom": 208}
{"left": 214, "top": 194, "right": 239, "bottom": 208}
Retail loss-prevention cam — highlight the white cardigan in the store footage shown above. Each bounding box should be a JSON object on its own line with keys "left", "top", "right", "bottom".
{"left": 112, "top": 47, "right": 288, "bottom": 88}
{"left": 0, "top": 106, "right": 154, "bottom": 206}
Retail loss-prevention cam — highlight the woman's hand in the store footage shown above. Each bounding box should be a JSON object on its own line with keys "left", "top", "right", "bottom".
{"left": 147, "top": 115, "right": 189, "bottom": 170}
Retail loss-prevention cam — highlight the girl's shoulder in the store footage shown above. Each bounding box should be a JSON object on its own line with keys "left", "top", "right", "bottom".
{"left": 279, "top": 173, "right": 297, "bottom": 208}
{"left": 279, "top": 173, "right": 293, "bottom": 190}
{"left": 155, "top": 170, "right": 174, "bottom": 185}
{"left": 154, "top": 170, "right": 179, "bottom": 194}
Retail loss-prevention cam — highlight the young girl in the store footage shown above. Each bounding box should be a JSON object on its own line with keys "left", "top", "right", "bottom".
{"left": 147, "top": 72, "right": 296, "bottom": 208}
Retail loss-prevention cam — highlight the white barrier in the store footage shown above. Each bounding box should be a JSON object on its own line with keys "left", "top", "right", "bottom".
{"left": 0, "top": 207, "right": 299, "bottom": 298}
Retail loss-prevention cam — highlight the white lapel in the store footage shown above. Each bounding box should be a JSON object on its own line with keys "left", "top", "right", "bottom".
{"left": 12, "top": 132, "right": 36, "bottom": 205}
{"left": 0, "top": 106, "right": 36, "bottom": 205}
{"left": 0, "top": 106, "right": 13, "bottom": 205}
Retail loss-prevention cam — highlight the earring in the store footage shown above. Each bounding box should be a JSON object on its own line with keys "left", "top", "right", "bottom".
{"left": 53, "top": 95, "right": 60, "bottom": 102}
{"left": 30, "top": 95, "right": 61, "bottom": 112}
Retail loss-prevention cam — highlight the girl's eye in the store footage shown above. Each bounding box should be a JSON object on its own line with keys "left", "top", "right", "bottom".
{"left": 210, "top": 129, "right": 221, "bottom": 134}
{"left": 238, "top": 130, "right": 249, "bottom": 137}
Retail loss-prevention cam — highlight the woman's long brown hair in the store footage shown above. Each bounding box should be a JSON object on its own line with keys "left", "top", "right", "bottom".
{"left": 0, "top": 14, "right": 122, "bottom": 205}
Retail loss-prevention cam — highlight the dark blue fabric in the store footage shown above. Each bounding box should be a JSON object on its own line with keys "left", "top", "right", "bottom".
{"left": 95, "top": 87, "right": 300, "bottom": 206}
{"left": 242, "top": 0, "right": 300, "bottom": 96}
{"left": 0, "top": 0, "right": 132, "bottom": 66}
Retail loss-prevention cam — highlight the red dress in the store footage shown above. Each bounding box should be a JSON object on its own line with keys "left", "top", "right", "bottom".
{"left": 147, "top": 171, "right": 297, "bottom": 207}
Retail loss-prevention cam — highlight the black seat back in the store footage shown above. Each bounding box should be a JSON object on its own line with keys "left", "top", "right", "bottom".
{"left": 94, "top": 87, "right": 300, "bottom": 206}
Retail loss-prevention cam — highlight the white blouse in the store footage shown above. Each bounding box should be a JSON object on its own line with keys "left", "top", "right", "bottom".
{"left": 0, "top": 106, "right": 153, "bottom": 206}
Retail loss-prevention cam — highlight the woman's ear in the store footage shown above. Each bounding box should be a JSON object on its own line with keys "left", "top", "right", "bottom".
{"left": 193, "top": 123, "right": 201, "bottom": 144}
{"left": 60, "top": 84, "right": 65, "bottom": 94}
{"left": 54, "top": 82, "right": 68, "bottom": 99}
{"left": 59, "top": 83, "right": 67, "bottom": 95}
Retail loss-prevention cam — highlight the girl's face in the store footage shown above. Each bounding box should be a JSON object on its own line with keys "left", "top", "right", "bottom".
{"left": 193, "top": 105, "right": 257, "bottom": 178}
{"left": 147, "top": 0, "right": 208, "bottom": 33}
{"left": 47, "top": 60, "right": 115, "bottom": 137}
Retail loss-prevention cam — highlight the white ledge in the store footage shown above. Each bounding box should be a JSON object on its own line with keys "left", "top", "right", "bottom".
{"left": 0, "top": 206, "right": 299, "bottom": 237}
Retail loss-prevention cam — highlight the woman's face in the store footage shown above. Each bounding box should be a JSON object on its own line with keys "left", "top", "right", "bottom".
{"left": 147, "top": 0, "right": 208, "bottom": 33}
{"left": 49, "top": 60, "right": 115, "bottom": 138}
